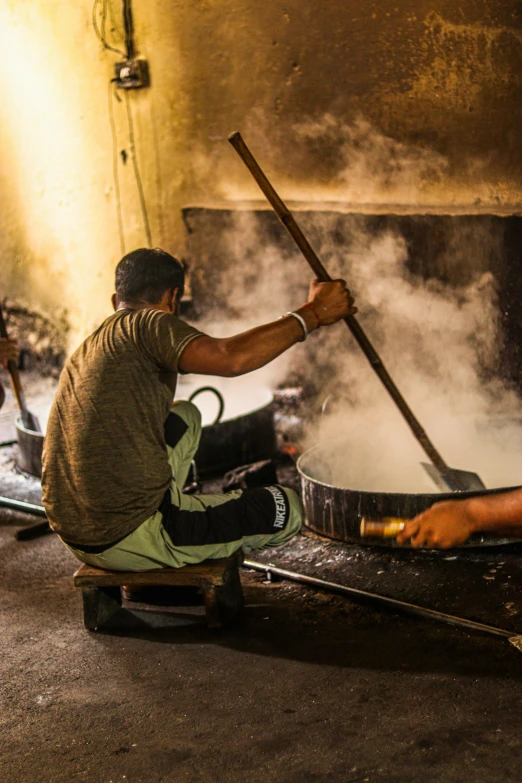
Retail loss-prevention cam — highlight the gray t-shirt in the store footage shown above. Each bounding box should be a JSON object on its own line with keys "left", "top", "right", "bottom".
{"left": 41, "top": 309, "right": 203, "bottom": 547}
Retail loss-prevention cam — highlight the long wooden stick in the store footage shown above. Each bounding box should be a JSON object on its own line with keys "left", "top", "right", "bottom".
{"left": 0, "top": 305, "right": 41, "bottom": 432}
{"left": 228, "top": 131, "right": 463, "bottom": 492}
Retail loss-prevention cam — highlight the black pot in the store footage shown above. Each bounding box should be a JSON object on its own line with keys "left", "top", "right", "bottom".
{"left": 195, "top": 396, "right": 276, "bottom": 474}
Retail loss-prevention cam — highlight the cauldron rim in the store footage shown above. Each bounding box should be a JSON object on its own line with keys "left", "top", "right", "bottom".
{"left": 177, "top": 378, "right": 274, "bottom": 427}
{"left": 15, "top": 415, "right": 44, "bottom": 440}
{"left": 201, "top": 391, "right": 274, "bottom": 429}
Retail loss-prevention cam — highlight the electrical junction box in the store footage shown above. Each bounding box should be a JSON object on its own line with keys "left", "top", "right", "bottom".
{"left": 114, "top": 59, "right": 149, "bottom": 89}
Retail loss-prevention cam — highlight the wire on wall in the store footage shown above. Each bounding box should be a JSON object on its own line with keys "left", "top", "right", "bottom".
{"left": 122, "top": 0, "right": 136, "bottom": 60}
{"left": 92, "top": 0, "right": 126, "bottom": 58}
{"left": 124, "top": 91, "right": 153, "bottom": 248}
{"left": 106, "top": 0, "right": 121, "bottom": 42}
{"left": 94, "top": 0, "right": 154, "bottom": 251}
{"left": 108, "top": 82, "right": 126, "bottom": 256}
{"left": 101, "top": 0, "right": 108, "bottom": 47}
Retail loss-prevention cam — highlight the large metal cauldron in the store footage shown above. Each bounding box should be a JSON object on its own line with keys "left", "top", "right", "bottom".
{"left": 186, "top": 384, "right": 276, "bottom": 474}
{"left": 297, "top": 444, "right": 522, "bottom": 548}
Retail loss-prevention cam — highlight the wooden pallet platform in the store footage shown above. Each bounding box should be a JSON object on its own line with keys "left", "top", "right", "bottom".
{"left": 73, "top": 551, "right": 244, "bottom": 631}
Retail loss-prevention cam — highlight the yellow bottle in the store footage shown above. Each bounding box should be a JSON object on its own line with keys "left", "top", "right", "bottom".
{"left": 359, "top": 517, "right": 406, "bottom": 538}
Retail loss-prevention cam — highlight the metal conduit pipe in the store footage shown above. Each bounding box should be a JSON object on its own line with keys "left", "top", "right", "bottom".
{"left": 243, "top": 559, "right": 522, "bottom": 650}
{"left": 0, "top": 495, "right": 50, "bottom": 540}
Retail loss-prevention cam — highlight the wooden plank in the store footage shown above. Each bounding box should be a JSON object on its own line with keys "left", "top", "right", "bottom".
{"left": 73, "top": 553, "right": 242, "bottom": 588}
{"left": 75, "top": 569, "right": 221, "bottom": 588}
{"left": 209, "top": 565, "right": 245, "bottom": 628}
{"left": 81, "top": 586, "right": 122, "bottom": 631}
{"left": 202, "top": 585, "right": 222, "bottom": 628}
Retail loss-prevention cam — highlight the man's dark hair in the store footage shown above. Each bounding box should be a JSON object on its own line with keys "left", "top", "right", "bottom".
{"left": 115, "top": 248, "right": 185, "bottom": 303}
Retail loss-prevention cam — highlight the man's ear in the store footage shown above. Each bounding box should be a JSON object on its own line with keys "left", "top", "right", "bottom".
{"left": 168, "top": 287, "right": 180, "bottom": 314}
{"left": 111, "top": 293, "right": 118, "bottom": 311}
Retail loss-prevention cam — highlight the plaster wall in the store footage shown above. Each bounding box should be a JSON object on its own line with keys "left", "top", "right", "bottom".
{"left": 0, "top": 0, "right": 520, "bottom": 347}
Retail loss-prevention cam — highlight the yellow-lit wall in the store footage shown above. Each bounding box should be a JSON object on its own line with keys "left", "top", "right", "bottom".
{"left": 0, "top": 0, "right": 520, "bottom": 348}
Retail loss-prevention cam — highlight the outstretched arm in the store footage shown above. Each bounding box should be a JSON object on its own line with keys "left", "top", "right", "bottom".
{"left": 178, "top": 279, "right": 356, "bottom": 376}
{"left": 396, "top": 488, "right": 522, "bottom": 549}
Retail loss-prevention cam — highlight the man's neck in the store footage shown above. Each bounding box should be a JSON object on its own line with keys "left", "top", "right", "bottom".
{"left": 117, "top": 302, "right": 157, "bottom": 312}
{"left": 116, "top": 301, "right": 175, "bottom": 315}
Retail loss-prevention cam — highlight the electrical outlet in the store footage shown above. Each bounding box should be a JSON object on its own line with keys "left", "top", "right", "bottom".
{"left": 114, "top": 59, "right": 150, "bottom": 89}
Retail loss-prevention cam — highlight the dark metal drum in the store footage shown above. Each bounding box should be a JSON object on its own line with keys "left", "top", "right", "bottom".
{"left": 297, "top": 443, "right": 522, "bottom": 548}
{"left": 14, "top": 385, "right": 277, "bottom": 479}
{"left": 188, "top": 386, "right": 276, "bottom": 474}
{"left": 15, "top": 415, "right": 44, "bottom": 477}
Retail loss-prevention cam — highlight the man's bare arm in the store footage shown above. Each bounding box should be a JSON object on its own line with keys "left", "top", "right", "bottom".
{"left": 396, "top": 488, "right": 522, "bottom": 549}
{"left": 178, "top": 280, "right": 356, "bottom": 377}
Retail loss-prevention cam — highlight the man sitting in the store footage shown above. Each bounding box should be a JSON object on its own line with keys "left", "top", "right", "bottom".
{"left": 42, "top": 248, "right": 355, "bottom": 570}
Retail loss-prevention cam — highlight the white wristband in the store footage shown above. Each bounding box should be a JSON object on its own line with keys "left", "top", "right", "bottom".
{"left": 283, "top": 311, "right": 308, "bottom": 342}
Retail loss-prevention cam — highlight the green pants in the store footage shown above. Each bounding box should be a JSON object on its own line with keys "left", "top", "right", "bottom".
{"left": 64, "top": 401, "right": 303, "bottom": 571}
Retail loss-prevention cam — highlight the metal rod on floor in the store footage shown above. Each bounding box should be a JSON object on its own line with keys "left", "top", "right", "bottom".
{"left": 0, "top": 495, "right": 46, "bottom": 517}
{"left": 243, "top": 559, "right": 521, "bottom": 643}
{"left": 0, "top": 495, "right": 50, "bottom": 540}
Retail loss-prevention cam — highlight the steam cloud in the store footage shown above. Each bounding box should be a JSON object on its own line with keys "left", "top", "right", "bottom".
{"left": 192, "top": 117, "right": 522, "bottom": 493}
{"left": 301, "top": 228, "right": 521, "bottom": 493}
{"left": 294, "top": 115, "right": 449, "bottom": 204}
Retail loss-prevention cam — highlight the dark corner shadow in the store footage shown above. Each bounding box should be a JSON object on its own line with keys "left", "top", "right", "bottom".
{"left": 90, "top": 587, "right": 522, "bottom": 680}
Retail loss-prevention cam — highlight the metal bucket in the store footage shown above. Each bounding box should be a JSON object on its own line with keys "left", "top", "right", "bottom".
{"left": 15, "top": 415, "right": 44, "bottom": 477}
{"left": 297, "top": 443, "right": 522, "bottom": 548}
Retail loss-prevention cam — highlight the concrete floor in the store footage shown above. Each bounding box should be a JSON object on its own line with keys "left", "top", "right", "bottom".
{"left": 2, "top": 434, "right": 522, "bottom": 783}
{"left": 2, "top": 485, "right": 522, "bottom": 782}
